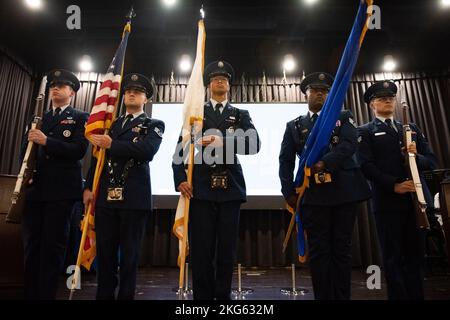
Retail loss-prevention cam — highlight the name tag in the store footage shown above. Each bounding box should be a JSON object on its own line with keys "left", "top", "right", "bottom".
{"left": 374, "top": 132, "right": 386, "bottom": 136}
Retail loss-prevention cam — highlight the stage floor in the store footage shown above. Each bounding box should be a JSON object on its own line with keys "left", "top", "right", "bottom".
{"left": 52, "top": 266, "right": 450, "bottom": 300}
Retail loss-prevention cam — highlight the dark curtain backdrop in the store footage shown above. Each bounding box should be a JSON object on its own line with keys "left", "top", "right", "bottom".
{"left": 1, "top": 61, "right": 449, "bottom": 267}
{"left": 140, "top": 203, "right": 381, "bottom": 268}
{"left": 0, "top": 50, "right": 36, "bottom": 175}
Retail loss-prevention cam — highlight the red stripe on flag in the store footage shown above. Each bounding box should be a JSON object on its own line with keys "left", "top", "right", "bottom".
{"left": 86, "top": 111, "right": 108, "bottom": 124}
{"left": 99, "top": 79, "right": 120, "bottom": 91}
{"left": 92, "top": 91, "right": 118, "bottom": 108}
{"left": 107, "top": 97, "right": 117, "bottom": 106}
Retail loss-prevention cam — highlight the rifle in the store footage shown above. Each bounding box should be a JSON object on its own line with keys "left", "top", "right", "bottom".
{"left": 6, "top": 76, "right": 47, "bottom": 223}
{"left": 401, "top": 91, "right": 430, "bottom": 230}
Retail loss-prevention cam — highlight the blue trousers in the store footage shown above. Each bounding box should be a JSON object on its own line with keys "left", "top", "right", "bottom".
{"left": 189, "top": 199, "right": 241, "bottom": 300}
{"left": 22, "top": 200, "right": 74, "bottom": 300}
{"left": 94, "top": 207, "right": 149, "bottom": 300}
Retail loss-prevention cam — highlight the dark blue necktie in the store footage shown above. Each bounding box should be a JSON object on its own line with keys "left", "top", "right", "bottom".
{"left": 215, "top": 103, "right": 223, "bottom": 117}
{"left": 53, "top": 107, "right": 61, "bottom": 118}
{"left": 385, "top": 118, "right": 397, "bottom": 132}
{"left": 122, "top": 114, "right": 133, "bottom": 128}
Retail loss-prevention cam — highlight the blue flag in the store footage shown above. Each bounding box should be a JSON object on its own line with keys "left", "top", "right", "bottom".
{"left": 294, "top": 0, "right": 373, "bottom": 261}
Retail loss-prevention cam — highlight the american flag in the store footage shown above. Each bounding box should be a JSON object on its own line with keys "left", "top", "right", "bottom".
{"left": 79, "top": 22, "right": 131, "bottom": 271}
{"left": 85, "top": 22, "right": 131, "bottom": 156}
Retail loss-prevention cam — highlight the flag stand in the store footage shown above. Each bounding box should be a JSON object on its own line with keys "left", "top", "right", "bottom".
{"left": 68, "top": 203, "right": 92, "bottom": 300}
{"left": 280, "top": 263, "right": 308, "bottom": 297}
{"left": 231, "top": 264, "right": 254, "bottom": 299}
{"left": 173, "top": 262, "right": 193, "bottom": 297}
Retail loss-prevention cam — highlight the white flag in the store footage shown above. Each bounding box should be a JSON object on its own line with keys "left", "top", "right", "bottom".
{"left": 172, "top": 19, "right": 206, "bottom": 266}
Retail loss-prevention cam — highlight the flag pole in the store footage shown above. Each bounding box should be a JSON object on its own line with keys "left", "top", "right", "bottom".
{"left": 68, "top": 8, "right": 134, "bottom": 300}
{"left": 177, "top": 6, "right": 206, "bottom": 295}
{"left": 283, "top": 206, "right": 296, "bottom": 253}
{"left": 178, "top": 116, "right": 200, "bottom": 292}
{"left": 282, "top": 169, "right": 308, "bottom": 253}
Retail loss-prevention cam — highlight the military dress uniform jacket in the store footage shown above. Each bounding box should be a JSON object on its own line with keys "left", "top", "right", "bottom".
{"left": 172, "top": 101, "right": 261, "bottom": 203}
{"left": 24, "top": 106, "right": 89, "bottom": 202}
{"left": 279, "top": 110, "right": 371, "bottom": 206}
{"left": 85, "top": 113, "right": 165, "bottom": 211}
{"left": 357, "top": 118, "right": 438, "bottom": 214}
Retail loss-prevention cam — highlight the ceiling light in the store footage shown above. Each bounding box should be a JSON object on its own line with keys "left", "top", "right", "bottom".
{"left": 79, "top": 55, "right": 93, "bottom": 72}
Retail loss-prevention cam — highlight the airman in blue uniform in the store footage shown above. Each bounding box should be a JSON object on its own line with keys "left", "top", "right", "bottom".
{"left": 22, "top": 69, "right": 89, "bottom": 299}
{"left": 357, "top": 80, "right": 438, "bottom": 300}
{"left": 172, "top": 60, "right": 261, "bottom": 300}
{"left": 84, "top": 73, "right": 165, "bottom": 300}
{"left": 279, "top": 72, "right": 371, "bottom": 300}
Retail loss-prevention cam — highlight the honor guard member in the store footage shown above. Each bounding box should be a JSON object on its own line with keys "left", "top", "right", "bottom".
{"left": 83, "top": 73, "right": 165, "bottom": 300}
{"left": 172, "top": 61, "right": 261, "bottom": 300}
{"left": 279, "top": 72, "right": 371, "bottom": 300}
{"left": 22, "top": 69, "right": 89, "bottom": 299}
{"left": 357, "top": 81, "right": 438, "bottom": 300}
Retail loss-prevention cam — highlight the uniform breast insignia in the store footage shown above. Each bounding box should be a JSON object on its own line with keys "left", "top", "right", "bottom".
{"left": 63, "top": 130, "right": 72, "bottom": 137}
{"left": 133, "top": 123, "right": 149, "bottom": 134}
{"left": 60, "top": 119, "right": 76, "bottom": 124}
{"left": 132, "top": 123, "right": 150, "bottom": 142}
{"left": 225, "top": 117, "right": 236, "bottom": 123}
{"left": 358, "top": 136, "right": 363, "bottom": 143}
{"left": 331, "top": 136, "right": 340, "bottom": 145}
{"left": 349, "top": 118, "right": 357, "bottom": 128}
{"left": 374, "top": 132, "right": 386, "bottom": 136}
